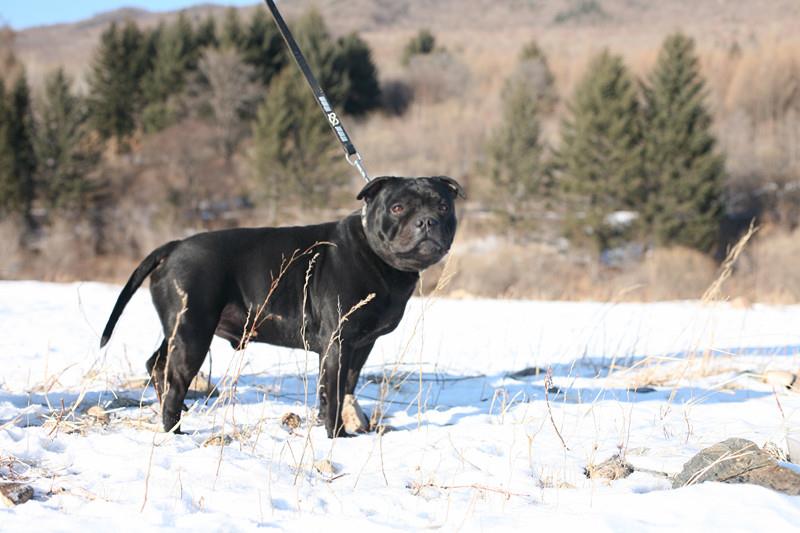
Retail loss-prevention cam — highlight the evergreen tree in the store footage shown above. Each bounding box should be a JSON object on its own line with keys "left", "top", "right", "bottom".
{"left": 241, "top": 8, "right": 286, "bottom": 86}
{"left": 0, "top": 74, "right": 36, "bottom": 224}
{"left": 402, "top": 29, "right": 436, "bottom": 66}
{"left": 294, "top": 9, "right": 348, "bottom": 107}
{"left": 35, "top": 68, "right": 101, "bottom": 211}
{"left": 336, "top": 33, "right": 381, "bottom": 116}
{"left": 250, "top": 68, "right": 348, "bottom": 213}
{"left": 87, "top": 21, "right": 149, "bottom": 147}
{"left": 141, "top": 22, "right": 163, "bottom": 70}
{"left": 141, "top": 14, "right": 197, "bottom": 131}
{"left": 643, "top": 33, "right": 725, "bottom": 252}
{"left": 220, "top": 8, "right": 245, "bottom": 50}
{"left": 195, "top": 15, "right": 218, "bottom": 49}
{"left": 0, "top": 79, "right": 16, "bottom": 213}
{"left": 485, "top": 69, "right": 550, "bottom": 229}
{"left": 555, "top": 50, "right": 645, "bottom": 250}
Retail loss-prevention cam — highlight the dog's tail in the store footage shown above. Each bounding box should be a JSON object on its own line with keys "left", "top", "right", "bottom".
{"left": 100, "top": 240, "right": 180, "bottom": 348}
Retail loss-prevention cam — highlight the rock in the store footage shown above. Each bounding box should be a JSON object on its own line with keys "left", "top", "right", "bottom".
{"left": 509, "top": 367, "right": 546, "bottom": 379}
{"left": 341, "top": 394, "right": 369, "bottom": 434}
{"left": 584, "top": 454, "right": 634, "bottom": 480}
{"left": 314, "top": 459, "right": 338, "bottom": 476}
{"left": 280, "top": 412, "right": 301, "bottom": 432}
{"left": 105, "top": 397, "right": 145, "bottom": 409}
{"left": 85, "top": 405, "right": 110, "bottom": 425}
{"left": 0, "top": 483, "right": 34, "bottom": 506}
{"left": 627, "top": 386, "right": 657, "bottom": 393}
{"left": 673, "top": 438, "right": 800, "bottom": 495}
{"left": 788, "top": 436, "right": 800, "bottom": 464}
{"left": 202, "top": 433, "right": 233, "bottom": 447}
{"left": 186, "top": 372, "right": 218, "bottom": 400}
{"left": 762, "top": 441, "right": 789, "bottom": 463}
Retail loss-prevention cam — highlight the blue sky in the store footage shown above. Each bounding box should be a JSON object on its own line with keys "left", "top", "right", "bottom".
{"left": 0, "top": 1, "right": 258, "bottom": 29}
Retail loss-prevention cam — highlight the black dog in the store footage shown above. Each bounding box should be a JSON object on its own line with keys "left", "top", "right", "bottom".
{"left": 100, "top": 176, "right": 464, "bottom": 438}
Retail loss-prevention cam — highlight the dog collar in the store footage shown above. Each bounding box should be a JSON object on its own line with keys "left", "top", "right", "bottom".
{"left": 361, "top": 204, "right": 367, "bottom": 231}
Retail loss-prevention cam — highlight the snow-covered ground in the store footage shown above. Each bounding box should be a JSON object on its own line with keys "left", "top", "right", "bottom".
{"left": 1, "top": 281, "right": 799, "bottom": 530}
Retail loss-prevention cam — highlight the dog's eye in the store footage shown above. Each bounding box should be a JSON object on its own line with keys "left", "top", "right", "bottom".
{"left": 391, "top": 204, "right": 405, "bottom": 215}
{"left": 438, "top": 202, "right": 449, "bottom": 213}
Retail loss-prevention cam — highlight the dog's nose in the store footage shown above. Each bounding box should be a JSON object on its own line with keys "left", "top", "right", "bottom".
{"left": 415, "top": 217, "right": 439, "bottom": 230}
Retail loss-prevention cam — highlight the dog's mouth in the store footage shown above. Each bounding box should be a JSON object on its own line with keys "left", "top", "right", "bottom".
{"left": 401, "top": 236, "right": 447, "bottom": 257}
{"left": 414, "top": 238, "right": 444, "bottom": 256}
{"left": 391, "top": 238, "right": 449, "bottom": 272}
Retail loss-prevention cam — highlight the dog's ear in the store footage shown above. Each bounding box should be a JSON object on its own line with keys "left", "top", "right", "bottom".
{"left": 356, "top": 176, "right": 400, "bottom": 201}
{"left": 432, "top": 176, "right": 466, "bottom": 199}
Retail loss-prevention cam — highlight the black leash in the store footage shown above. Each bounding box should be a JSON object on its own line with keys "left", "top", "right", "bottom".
{"left": 263, "top": 0, "right": 370, "bottom": 182}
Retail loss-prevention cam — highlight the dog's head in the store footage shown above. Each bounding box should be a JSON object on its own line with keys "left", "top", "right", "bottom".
{"left": 357, "top": 176, "right": 465, "bottom": 272}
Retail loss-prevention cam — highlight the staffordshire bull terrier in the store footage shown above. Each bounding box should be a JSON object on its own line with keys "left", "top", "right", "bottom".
{"left": 100, "top": 176, "right": 464, "bottom": 438}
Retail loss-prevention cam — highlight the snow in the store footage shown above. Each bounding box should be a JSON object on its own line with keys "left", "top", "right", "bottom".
{"left": 1, "top": 281, "right": 800, "bottom": 530}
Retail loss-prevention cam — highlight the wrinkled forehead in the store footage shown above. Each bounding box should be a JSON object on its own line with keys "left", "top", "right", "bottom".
{"left": 379, "top": 178, "right": 451, "bottom": 204}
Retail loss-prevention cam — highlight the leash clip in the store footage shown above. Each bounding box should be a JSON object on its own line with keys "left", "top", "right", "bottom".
{"left": 347, "top": 151, "right": 370, "bottom": 183}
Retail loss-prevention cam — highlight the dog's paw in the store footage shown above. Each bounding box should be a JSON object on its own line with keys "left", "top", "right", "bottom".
{"left": 341, "top": 394, "right": 369, "bottom": 434}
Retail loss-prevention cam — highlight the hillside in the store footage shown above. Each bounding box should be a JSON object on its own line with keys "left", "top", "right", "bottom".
{"left": 14, "top": 0, "right": 800, "bottom": 87}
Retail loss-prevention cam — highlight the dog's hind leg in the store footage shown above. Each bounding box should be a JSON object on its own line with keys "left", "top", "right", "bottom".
{"left": 145, "top": 341, "right": 167, "bottom": 403}
{"left": 159, "top": 313, "right": 217, "bottom": 433}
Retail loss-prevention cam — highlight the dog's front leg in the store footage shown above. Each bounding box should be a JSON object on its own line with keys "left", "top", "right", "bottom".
{"left": 318, "top": 343, "right": 352, "bottom": 439}
{"left": 341, "top": 343, "right": 374, "bottom": 434}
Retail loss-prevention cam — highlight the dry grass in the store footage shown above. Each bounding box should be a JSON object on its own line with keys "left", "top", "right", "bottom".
{"left": 608, "top": 226, "right": 760, "bottom": 394}
{"left": 728, "top": 226, "right": 800, "bottom": 303}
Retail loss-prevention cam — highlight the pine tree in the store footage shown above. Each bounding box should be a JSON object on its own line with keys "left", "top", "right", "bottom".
{"left": 485, "top": 64, "right": 550, "bottom": 230}
{"left": 336, "top": 33, "right": 381, "bottom": 117}
{"left": 35, "top": 68, "right": 101, "bottom": 211}
{"left": 0, "top": 78, "right": 16, "bottom": 213}
{"left": 241, "top": 8, "right": 286, "bottom": 86}
{"left": 555, "top": 50, "right": 645, "bottom": 250}
{"left": 141, "top": 14, "right": 197, "bottom": 131}
{"left": 87, "top": 21, "right": 149, "bottom": 147}
{"left": 195, "top": 15, "right": 218, "bottom": 49}
{"left": 0, "top": 74, "right": 37, "bottom": 225}
{"left": 294, "top": 9, "right": 348, "bottom": 107}
{"left": 220, "top": 8, "right": 245, "bottom": 50}
{"left": 250, "top": 68, "right": 348, "bottom": 214}
{"left": 643, "top": 33, "right": 725, "bottom": 252}
{"left": 402, "top": 29, "right": 436, "bottom": 66}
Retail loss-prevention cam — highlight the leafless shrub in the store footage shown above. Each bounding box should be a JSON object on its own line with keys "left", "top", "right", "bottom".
{"left": 197, "top": 48, "right": 260, "bottom": 162}
{"left": 729, "top": 226, "right": 800, "bottom": 302}
{"left": 444, "top": 239, "right": 596, "bottom": 300}
{"left": 404, "top": 51, "right": 470, "bottom": 105}
{"left": 726, "top": 46, "right": 800, "bottom": 125}
{"left": 623, "top": 247, "right": 719, "bottom": 301}
{"left": 0, "top": 218, "right": 25, "bottom": 278}
{"left": 0, "top": 27, "right": 23, "bottom": 89}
